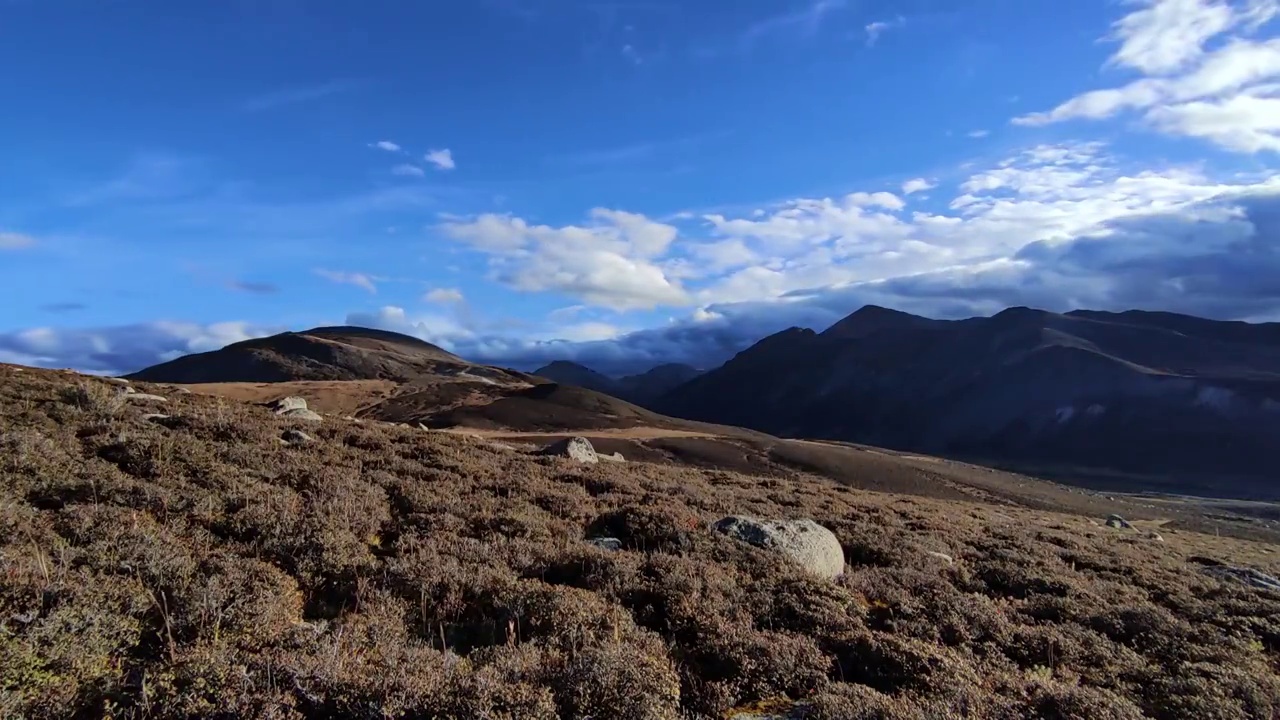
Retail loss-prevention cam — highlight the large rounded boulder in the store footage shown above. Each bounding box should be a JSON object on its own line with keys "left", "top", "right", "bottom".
{"left": 712, "top": 516, "right": 845, "bottom": 580}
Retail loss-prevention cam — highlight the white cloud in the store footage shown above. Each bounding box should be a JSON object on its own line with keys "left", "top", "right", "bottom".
{"left": 392, "top": 163, "right": 426, "bottom": 177}
{"left": 1015, "top": 0, "right": 1280, "bottom": 153}
{"left": 439, "top": 209, "right": 688, "bottom": 310}
{"left": 557, "top": 322, "right": 622, "bottom": 342}
{"left": 901, "top": 178, "right": 936, "bottom": 195}
{"left": 371, "top": 140, "right": 402, "bottom": 152}
{"left": 0, "top": 231, "right": 35, "bottom": 249}
{"left": 314, "top": 268, "right": 380, "bottom": 293}
{"left": 968, "top": 129, "right": 990, "bottom": 138}
{"left": 864, "top": 15, "right": 905, "bottom": 46}
{"left": 426, "top": 149, "right": 456, "bottom": 171}
{"left": 424, "top": 287, "right": 465, "bottom": 304}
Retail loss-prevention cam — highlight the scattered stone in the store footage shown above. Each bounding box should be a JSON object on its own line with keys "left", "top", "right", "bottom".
{"left": 280, "top": 408, "right": 323, "bottom": 422}
{"left": 598, "top": 451, "right": 627, "bottom": 463}
{"left": 170, "top": 386, "right": 192, "bottom": 394}
{"left": 712, "top": 516, "right": 845, "bottom": 580}
{"left": 126, "top": 393, "right": 168, "bottom": 403}
{"left": 538, "top": 436, "right": 599, "bottom": 464}
{"left": 1147, "top": 531, "right": 1165, "bottom": 542}
{"left": 926, "top": 551, "right": 954, "bottom": 565}
{"left": 142, "top": 413, "right": 169, "bottom": 422}
{"left": 586, "top": 537, "right": 623, "bottom": 551}
{"left": 418, "top": 423, "right": 432, "bottom": 431}
{"left": 1105, "top": 514, "right": 1133, "bottom": 530}
{"left": 268, "top": 396, "right": 309, "bottom": 414}
{"left": 1201, "top": 565, "right": 1280, "bottom": 593}
{"left": 281, "top": 429, "right": 315, "bottom": 445}
{"left": 104, "top": 377, "right": 130, "bottom": 385}
{"left": 123, "top": 385, "right": 137, "bottom": 394}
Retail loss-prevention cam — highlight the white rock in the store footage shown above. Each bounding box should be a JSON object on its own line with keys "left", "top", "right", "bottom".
{"left": 126, "top": 393, "right": 168, "bottom": 403}
{"left": 926, "top": 551, "right": 954, "bottom": 565}
{"left": 281, "top": 429, "right": 315, "bottom": 444}
{"left": 269, "top": 396, "right": 309, "bottom": 414}
{"left": 104, "top": 377, "right": 130, "bottom": 385}
{"left": 598, "top": 452, "right": 627, "bottom": 463}
{"left": 280, "top": 408, "right": 323, "bottom": 422}
{"left": 142, "top": 414, "right": 169, "bottom": 422}
{"left": 538, "top": 436, "right": 598, "bottom": 464}
{"left": 712, "top": 516, "right": 845, "bottom": 580}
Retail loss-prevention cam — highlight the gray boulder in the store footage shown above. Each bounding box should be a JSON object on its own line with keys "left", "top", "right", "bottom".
{"left": 585, "top": 537, "right": 623, "bottom": 551}
{"left": 269, "top": 396, "right": 309, "bottom": 414}
{"left": 280, "top": 408, "right": 323, "bottom": 422}
{"left": 1105, "top": 514, "right": 1133, "bottom": 530}
{"left": 126, "top": 393, "right": 168, "bottom": 404}
{"left": 281, "top": 429, "right": 315, "bottom": 444}
{"left": 712, "top": 516, "right": 845, "bottom": 580}
{"left": 538, "top": 436, "right": 598, "bottom": 464}
{"left": 1201, "top": 565, "right": 1280, "bottom": 592}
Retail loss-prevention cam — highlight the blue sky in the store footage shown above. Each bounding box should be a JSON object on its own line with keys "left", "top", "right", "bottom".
{"left": 3, "top": 0, "right": 1280, "bottom": 374}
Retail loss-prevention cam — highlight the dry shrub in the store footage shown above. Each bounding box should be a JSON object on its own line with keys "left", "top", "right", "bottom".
{"left": 2, "top": 367, "right": 1280, "bottom": 718}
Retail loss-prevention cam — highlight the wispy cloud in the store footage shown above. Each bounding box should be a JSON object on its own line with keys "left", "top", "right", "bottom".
{"left": 425, "top": 149, "right": 456, "bottom": 171}
{"left": 741, "top": 0, "right": 848, "bottom": 49}
{"left": 39, "top": 301, "right": 87, "bottom": 313}
{"left": 424, "top": 287, "right": 465, "bottom": 304}
{"left": 240, "top": 79, "right": 362, "bottom": 113}
{"left": 370, "top": 140, "right": 402, "bottom": 152}
{"left": 0, "top": 231, "right": 35, "bottom": 249}
{"left": 228, "top": 280, "right": 280, "bottom": 295}
{"left": 392, "top": 164, "right": 426, "bottom": 177}
{"left": 865, "top": 15, "right": 906, "bottom": 46}
{"left": 314, "top": 269, "right": 380, "bottom": 293}
{"left": 967, "top": 129, "right": 990, "bottom": 138}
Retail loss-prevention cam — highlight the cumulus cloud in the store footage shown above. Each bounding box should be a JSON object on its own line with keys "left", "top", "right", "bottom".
{"left": 371, "top": 140, "right": 402, "bottom": 152}
{"left": 1014, "top": 0, "right": 1280, "bottom": 153}
{"left": 0, "top": 321, "right": 275, "bottom": 375}
{"left": 901, "top": 178, "right": 936, "bottom": 195}
{"left": 0, "top": 231, "right": 35, "bottom": 249}
{"left": 425, "top": 149, "right": 456, "bottom": 171}
{"left": 424, "top": 287, "right": 465, "bottom": 304}
{"left": 439, "top": 208, "right": 689, "bottom": 310}
{"left": 314, "top": 269, "right": 380, "bottom": 293}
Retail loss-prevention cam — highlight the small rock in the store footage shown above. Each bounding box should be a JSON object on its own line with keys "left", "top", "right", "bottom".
{"left": 586, "top": 537, "right": 623, "bottom": 551}
{"left": 712, "top": 516, "right": 845, "bottom": 580}
{"left": 170, "top": 386, "right": 192, "bottom": 394}
{"left": 926, "top": 551, "right": 954, "bottom": 565}
{"left": 104, "top": 377, "right": 130, "bottom": 385}
{"left": 281, "top": 429, "right": 315, "bottom": 445}
{"left": 123, "top": 385, "right": 138, "bottom": 394}
{"left": 142, "top": 413, "right": 169, "bottom": 422}
{"left": 538, "top": 436, "right": 598, "bottom": 464}
{"left": 126, "top": 393, "right": 168, "bottom": 403}
{"left": 1147, "top": 531, "right": 1164, "bottom": 542}
{"left": 268, "top": 396, "right": 309, "bottom": 414}
{"left": 280, "top": 408, "right": 323, "bottom": 422}
{"left": 598, "top": 452, "right": 627, "bottom": 463}
{"left": 1105, "top": 514, "right": 1133, "bottom": 530}
{"left": 488, "top": 442, "right": 517, "bottom": 452}
{"left": 418, "top": 423, "right": 432, "bottom": 431}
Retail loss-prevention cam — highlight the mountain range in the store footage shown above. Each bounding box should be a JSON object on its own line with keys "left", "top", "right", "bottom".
{"left": 125, "top": 305, "right": 1280, "bottom": 498}
{"left": 654, "top": 305, "right": 1280, "bottom": 497}
{"left": 533, "top": 360, "right": 702, "bottom": 405}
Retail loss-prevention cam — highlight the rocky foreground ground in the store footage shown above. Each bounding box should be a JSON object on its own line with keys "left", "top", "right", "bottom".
{"left": 2, "top": 365, "right": 1280, "bottom": 719}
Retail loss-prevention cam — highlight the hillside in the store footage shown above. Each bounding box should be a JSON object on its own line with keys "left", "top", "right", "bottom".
{"left": 657, "top": 306, "right": 1280, "bottom": 499}
{"left": 127, "top": 326, "right": 469, "bottom": 384}
{"left": 128, "top": 327, "right": 712, "bottom": 436}
{"left": 3, "top": 365, "right": 1280, "bottom": 718}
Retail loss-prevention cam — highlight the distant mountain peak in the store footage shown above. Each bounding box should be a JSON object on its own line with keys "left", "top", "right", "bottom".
{"left": 823, "top": 305, "right": 931, "bottom": 338}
